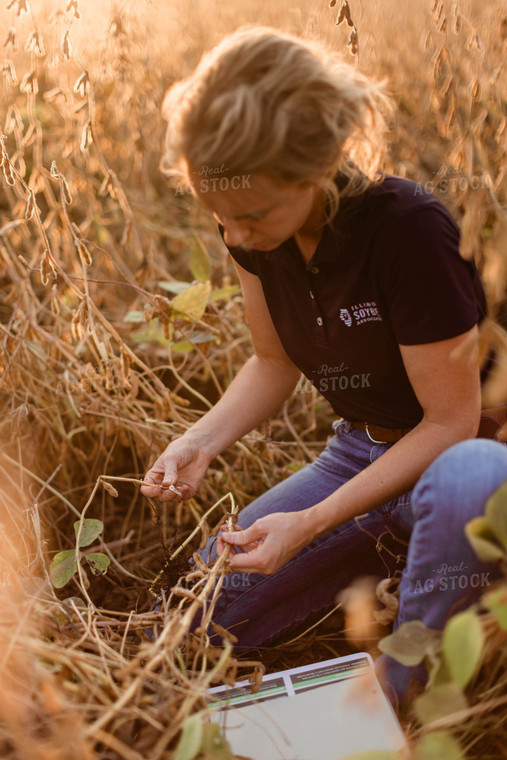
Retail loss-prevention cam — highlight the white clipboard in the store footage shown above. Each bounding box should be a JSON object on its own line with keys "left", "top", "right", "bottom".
{"left": 208, "top": 653, "right": 408, "bottom": 760}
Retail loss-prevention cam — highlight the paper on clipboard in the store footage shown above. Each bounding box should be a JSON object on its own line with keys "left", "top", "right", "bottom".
{"left": 208, "top": 653, "right": 408, "bottom": 760}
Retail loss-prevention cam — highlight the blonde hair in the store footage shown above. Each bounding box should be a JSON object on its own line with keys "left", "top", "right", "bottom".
{"left": 161, "top": 26, "right": 393, "bottom": 217}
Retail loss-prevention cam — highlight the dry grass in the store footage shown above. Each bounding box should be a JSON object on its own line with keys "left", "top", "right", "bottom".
{"left": 0, "top": 0, "right": 506, "bottom": 757}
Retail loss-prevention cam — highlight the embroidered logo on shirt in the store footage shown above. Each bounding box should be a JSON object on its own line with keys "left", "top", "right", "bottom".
{"left": 339, "top": 308, "right": 353, "bottom": 327}
{"left": 340, "top": 301, "right": 383, "bottom": 327}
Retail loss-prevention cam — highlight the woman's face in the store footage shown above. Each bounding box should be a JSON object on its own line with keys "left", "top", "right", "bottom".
{"left": 190, "top": 171, "right": 325, "bottom": 252}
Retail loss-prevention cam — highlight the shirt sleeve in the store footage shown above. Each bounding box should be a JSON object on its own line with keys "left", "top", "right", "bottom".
{"left": 376, "top": 205, "right": 485, "bottom": 345}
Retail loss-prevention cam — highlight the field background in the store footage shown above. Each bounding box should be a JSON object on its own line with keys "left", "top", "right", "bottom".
{"left": 0, "top": 0, "right": 506, "bottom": 758}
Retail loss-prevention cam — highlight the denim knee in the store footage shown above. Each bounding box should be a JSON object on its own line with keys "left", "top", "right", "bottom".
{"left": 412, "top": 438, "right": 507, "bottom": 523}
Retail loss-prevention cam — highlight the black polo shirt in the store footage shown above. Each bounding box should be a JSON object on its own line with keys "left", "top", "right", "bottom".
{"left": 222, "top": 175, "right": 486, "bottom": 428}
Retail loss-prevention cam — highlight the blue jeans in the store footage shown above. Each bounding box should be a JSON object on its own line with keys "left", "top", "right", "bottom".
{"left": 196, "top": 423, "right": 507, "bottom": 702}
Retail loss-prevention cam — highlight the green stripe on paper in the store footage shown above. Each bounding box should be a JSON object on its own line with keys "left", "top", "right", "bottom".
{"left": 209, "top": 685, "right": 287, "bottom": 708}
{"left": 293, "top": 667, "right": 369, "bottom": 689}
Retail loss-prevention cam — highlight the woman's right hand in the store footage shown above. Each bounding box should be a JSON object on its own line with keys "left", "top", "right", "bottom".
{"left": 140, "top": 437, "right": 212, "bottom": 502}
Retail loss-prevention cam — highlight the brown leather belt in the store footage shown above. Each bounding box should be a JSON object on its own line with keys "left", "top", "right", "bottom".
{"left": 351, "top": 421, "right": 413, "bottom": 443}
{"left": 479, "top": 407, "right": 507, "bottom": 440}
{"left": 352, "top": 407, "right": 507, "bottom": 444}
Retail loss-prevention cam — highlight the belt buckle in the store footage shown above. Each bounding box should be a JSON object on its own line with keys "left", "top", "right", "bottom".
{"left": 365, "top": 422, "right": 388, "bottom": 444}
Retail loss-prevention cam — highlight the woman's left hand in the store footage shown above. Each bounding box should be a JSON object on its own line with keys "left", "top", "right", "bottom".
{"left": 217, "top": 511, "right": 313, "bottom": 574}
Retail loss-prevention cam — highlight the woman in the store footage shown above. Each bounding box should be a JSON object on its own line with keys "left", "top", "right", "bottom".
{"left": 141, "top": 27, "right": 507, "bottom": 702}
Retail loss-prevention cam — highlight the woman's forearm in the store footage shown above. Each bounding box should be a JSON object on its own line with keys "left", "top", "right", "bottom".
{"left": 303, "top": 418, "right": 479, "bottom": 541}
{"left": 181, "top": 354, "right": 301, "bottom": 460}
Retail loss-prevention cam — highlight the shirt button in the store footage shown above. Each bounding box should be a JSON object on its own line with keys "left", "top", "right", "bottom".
{"left": 309, "top": 291, "right": 315, "bottom": 299}
{"left": 316, "top": 317, "right": 323, "bottom": 326}
{"left": 311, "top": 266, "right": 319, "bottom": 274}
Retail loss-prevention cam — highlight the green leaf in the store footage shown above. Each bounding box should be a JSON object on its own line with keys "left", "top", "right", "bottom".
{"left": 483, "top": 586, "right": 507, "bottom": 630}
{"left": 131, "top": 321, "right": 171, "bottom": 346}
{"left": 171, "top": 330, "right": 219, "bottom": 353}
{"left": 74, "top": 518, "right": 103, "bottom": 548}
{"left": 378, "top": 621, "right": 440, "bottom": 667}
{"left": 158, "top": 280, "right": 192, "bottom": 295}
{"left": 179, "top": 330, "right": 218, "bottom": 345}
{"left": 199, "top": 723, "right": 233, "bottom": 759}
{"left": 50, "top": 550, "right": 80, "bottom": 588}
{"left": 210, "top": 285, "right": 241, "bottom": 302}
{"left": 414, "top": 682, "right": 468, "bottom": 725}
{"left": 426, "top": 653, "right": 453, "bottom": 690}
{"left": 54, "top": 608, "right": 70, "bottom": 626}
{"left": 173, "top": 714, "right": 203, "bottom": 760}
{"left": 413, "top": 731, "right": 464, "bottom": 760}
{"left": 486, "top": 479, "right": 507, "bottom": 549}
{"left": 170, "top": 341, "right": 196, "bottom": 353}
{"left": 465, "top": 516, "right": 504, "bottom": 562}
{"left": 85, "top": 552, "right": 110, "bottom": 576}
{"left": 443, "top": 610, "right": 484, "bottom": 689}
{"left": 54, "top": 608, "right": 69, "bottom": 626}
{"left": 171, "top": 281, "right": 211, "bottom": 322}
{"left": 189, "top": 233, "right": 211, "bottom": 282}
{"left": 124, "top": 310, "right": 145, "bottom": 323}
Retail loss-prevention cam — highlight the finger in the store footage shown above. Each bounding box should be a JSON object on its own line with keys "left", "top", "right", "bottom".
{"left": 228, "top": 549, "right": 266, "bottom": 573}
{"left": 161, "top": 465, "right": 179, "bottom": 488}
{"left": 147, "top": 451, "right": 184, "bottom": 489}
{"left": 219, "top": 524, "right": 242, "bottom": 534}
{"left": 158, "top": 483, "right": 196, "bottom": 502}
{"left": 221, "top": 524, "right": 262, "bottom": 547}
{"left": 141, "top": 467, "right": 162, "bottom": 488}
{"left": 140, "top": 473, "right": 172, "bottom": 496}
{"left": 171, "top": 482, "right": 194, "bottom": 500}
{"left": 217, "top": 536, "right": 242, "bottom": 557}
{"left": 152, "top": 489, "right": 180, "bottom": 503}
{"left": 162, "top": 466, "right": 198, "bottom": 500}
{"left": 141, "top": 481, "right": 194, "bottom": 503}
{"left": 141, "top": 460, "right": 167, "bottom": 492}
{"left": 141, "top": 451, "right": 194, "bottom": 501}
{"left": 140, "top": 478, "right": 165, "bottom": 497}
